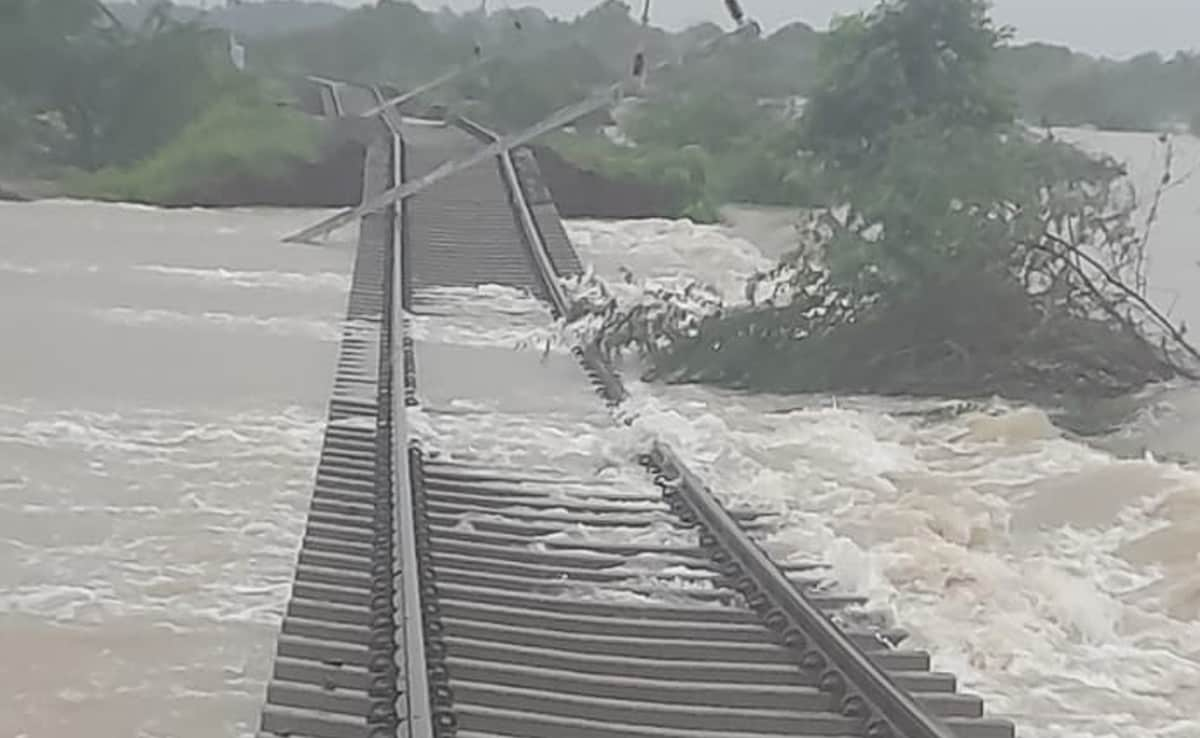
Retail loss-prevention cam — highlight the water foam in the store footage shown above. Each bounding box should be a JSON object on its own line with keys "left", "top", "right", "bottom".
{"left": 563, "top": 215, "right": 1200, "bottom": 738}
{"left": 94, "top": 306, "right": 343, "bottom": 341}
{"left": 564, "top": 219, "right": 772, "bottom": 303}
{"left": 409, "top": 284, "right": 564, "bottom": 351}
{"left": 0, "top": 200, "right": 352, "bottom": 738}
{"left": 0, "top": 260, "right": 100, "bottom": 276}
{"left": 0, "top": 402, "right": 323, "bottom": 626}
{"left": 133, "top": 264, "right": 351, "bottom": 292}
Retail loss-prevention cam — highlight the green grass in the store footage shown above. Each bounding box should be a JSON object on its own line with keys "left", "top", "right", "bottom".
{"left": 68, "top": 94, "right": 322, "bottom": 203}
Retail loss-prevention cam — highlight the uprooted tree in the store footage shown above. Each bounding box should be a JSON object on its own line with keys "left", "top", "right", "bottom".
{"left": 563, "top": 0, "right": 1200, "bottom": 402}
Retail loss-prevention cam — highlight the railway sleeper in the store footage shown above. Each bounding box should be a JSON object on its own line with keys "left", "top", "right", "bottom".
{"left": 440, "top": 624, "right": 930, "bottom": 670}
{"left": 260, "top": 704, "right": 368, "bottom": 738}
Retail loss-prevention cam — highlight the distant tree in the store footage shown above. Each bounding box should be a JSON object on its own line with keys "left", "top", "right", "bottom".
{"left": 626, "top": 90, "right": 758, "bottom": 155}
{"left": 0, "top": 0, "right": 244, "bottom": 169}
{"left": 252, "top": 1, "right": 455, "bottom": 87}
{"left": 998, "top": 44, "right": 1200, "bottom": 132}
{"left": 459, "top": 42, "right": 612, "bottom": 128}
{"left": 803, "top": 0, "right": 1013, "bottom": 166}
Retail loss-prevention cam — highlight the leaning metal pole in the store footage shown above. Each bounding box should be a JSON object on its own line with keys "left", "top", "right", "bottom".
{"left": 361, "top": 55, "right": 493, "bottom": 119}
{"left": 282, "top": 20, "right": 761, "bottom": 245}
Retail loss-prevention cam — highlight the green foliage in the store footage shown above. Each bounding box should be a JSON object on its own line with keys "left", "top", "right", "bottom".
{"left": 68, "top": 84, "right": 321, "bottom": 203}
{"left": 548, "top": 132, "right": 720, "bottom": 222}
{"left": 626, "top": 91, "right": 755, "bottom": 155}
{"left": 0, "top": 91, "right": 30, "bottom": 153}
{"left": 572, "top": 0, "right": 1184, "bottom": 399}
{"left": 803, "top": 0, "right": 1013, "bottom": 165}
{"left": 622, "top": 90, "right": 814, "bottom": 207}
{"left": 253, "top": 1, "right": 455, "bottom": 88}
{"left": 97, "top": 25, "right": 242, "bottom": 167}
{"left": 455, "top": 43, "right": 613, "bottom": 129}
{"left": 0, "top": 0, "right": 246, "bottom": 171}
{"left": 999, "top": 46, "right": 1200, "bottom": 131}
{"left": 661, "top": 22, "right": 820, "bottom": 102}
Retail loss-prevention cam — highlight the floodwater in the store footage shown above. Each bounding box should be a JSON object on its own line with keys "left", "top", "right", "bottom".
{"left": 0, "top": 202, "right": 353, "bottom": 738}
{"left": 562, "top": 128, "right": 1200, "bottom": 738}
{"left": 1, "top": 129, "right": 1198, "bottom": 738}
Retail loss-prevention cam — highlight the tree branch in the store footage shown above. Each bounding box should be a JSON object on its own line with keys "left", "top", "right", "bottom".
{"left": 1033, "top": 232, "right": 1200, "bottom": 375}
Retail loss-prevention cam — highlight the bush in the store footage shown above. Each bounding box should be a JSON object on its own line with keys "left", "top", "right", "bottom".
{"left": 566, "top": 0, "right": 1198, "bottom": 402}
{"left": 548, "top": 132, "right": 721, "bottom": 221}
{"left": 68, "top": 86, "right": 321, "bottom": 203}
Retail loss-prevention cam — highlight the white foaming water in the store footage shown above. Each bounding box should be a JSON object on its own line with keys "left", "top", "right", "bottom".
{"left": 408, "top": 285, "right": 562, "bottom": 351}
{"left": 0, "top": 200, "right": 349, "bottom": 738}
{"left": 133, "top": 264, "right": 351, "bottom": 292}
{"left": 409, "top": 286, "right": 726, "bottom": 609}
{"left": 95, "top": 306, "right": 344, "bottom": 342}
{"left": 409, "top": 285, "right": 634, "bottom": 473}
{"left": 625, "top": 388, "right": 1200, "bottom": 736}
{"left": 563, "top": 150, "right": 1200, "bottom": 737}
{"left": 5, "top": 130, "right": 1198, "bottom": 737}
{"left": 564, "top": 218, "right": 773, "bottom": 303}
{"left": 0, "top": 402, "right": 323, "bottom": 624}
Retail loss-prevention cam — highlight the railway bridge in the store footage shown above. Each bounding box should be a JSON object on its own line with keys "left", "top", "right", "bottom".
{"left": 255, "top": 76, "right": 1017, "bottom": 738}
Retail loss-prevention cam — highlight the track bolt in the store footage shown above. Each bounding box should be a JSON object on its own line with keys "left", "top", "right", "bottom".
{"left": 782, "top": 628, "right": 807, "bottom": 650}
{"left": 763, "top": 610, "right": 786, "bottom": 631}
{"left": 819, "top": 669, "right": 846, "bottom": 697}
{"left": 801, "top": 650, "right": 826, "bottom": 671}
{"left": 866, "top": 720, "right": 894, "bottom": 738}
{"left": 842, "top": 695, "right": 868, "bottom": 718}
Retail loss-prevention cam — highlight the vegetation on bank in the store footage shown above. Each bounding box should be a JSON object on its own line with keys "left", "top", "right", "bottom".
{"left": 0, "top": 0, "right": 319, "bottom": 202}
{"left": 2, "top": 0, "right": 1194, "bottom": 402}
{"left": 546, "top": 133, "right": 721, "bottom": 222}
{"left": 4, "top": 0, "right": 1198, "bottom": 211}
{"left": 242, "top": 0, "right": 1200, "bottom": 216}
{"left": 68, "top": 89, "right": 321, "bottom": 204}
{"left": 998, "top": 44, "right": 1200, "bottom": 133}
{"left": 564, "top": 0, "right": 1199, "bottom": 402}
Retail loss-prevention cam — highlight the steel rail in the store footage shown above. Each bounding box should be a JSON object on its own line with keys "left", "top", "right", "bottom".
{"left": 258, "top": 77, "right": 433, "bottom": 738}
{"left": 307, "top": 75, "right": 346, "bottom": 117}
{"left": 261, "top": 72, "right": 1012, "bottom": 738}
{"left": 457, "top": 115, "right": 963, "bottom": 738}
{"left": 365, "top": 84, "right": 435, "bottom": 738}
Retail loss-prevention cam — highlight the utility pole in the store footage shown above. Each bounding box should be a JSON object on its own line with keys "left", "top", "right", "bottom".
{"left": 284, "top": 20, "right": 761, "bottom": 244}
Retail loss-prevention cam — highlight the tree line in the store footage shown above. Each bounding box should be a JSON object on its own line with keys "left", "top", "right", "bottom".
{"left": 245, "top": 0, "right": 1200, "bottom": 215}
{"left": 2, "top": 0, "right": 1195, "bottom": 211}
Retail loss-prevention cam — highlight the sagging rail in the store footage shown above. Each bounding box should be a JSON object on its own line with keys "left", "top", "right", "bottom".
{"left": 257, "top": 76, "right": 1016, "bottom": 738}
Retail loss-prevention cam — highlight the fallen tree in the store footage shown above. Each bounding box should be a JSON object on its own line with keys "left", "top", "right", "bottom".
{"left": 560, "top": 0, "right": 1199, "bottom": 405}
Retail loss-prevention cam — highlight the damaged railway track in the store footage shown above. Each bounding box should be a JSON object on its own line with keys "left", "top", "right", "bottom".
{"left": 256, "top": 76, "right": 1016, "bottom": 738}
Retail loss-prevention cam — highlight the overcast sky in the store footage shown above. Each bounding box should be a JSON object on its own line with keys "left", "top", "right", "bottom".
{"left": 394, "top": 0, "right": 1196, "bottom": 59}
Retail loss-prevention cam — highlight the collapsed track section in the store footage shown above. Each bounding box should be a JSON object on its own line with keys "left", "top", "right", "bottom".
{"left": 259, "top": 77, "right": 1017, "bottom": 738}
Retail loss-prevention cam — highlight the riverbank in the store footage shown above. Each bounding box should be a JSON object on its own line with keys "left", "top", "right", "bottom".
{"left": 5, "top": 135, "right": 684, "bottom": 219}
{"left": 0, "top": 177, "right": 63, "bottom": 202}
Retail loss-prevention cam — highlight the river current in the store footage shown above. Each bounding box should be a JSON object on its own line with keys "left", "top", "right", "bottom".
{"left": 2, "top": 129, "right": 1198, "bottom": 737}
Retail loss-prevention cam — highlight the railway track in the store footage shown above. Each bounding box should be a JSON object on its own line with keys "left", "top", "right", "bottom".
{"left": 258, "top": 77, "right": 1017, "bottom": 738}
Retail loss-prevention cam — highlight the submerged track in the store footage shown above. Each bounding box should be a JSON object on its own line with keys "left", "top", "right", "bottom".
{"left": 258, "top": 78, "right": 1017, "bottom": 738}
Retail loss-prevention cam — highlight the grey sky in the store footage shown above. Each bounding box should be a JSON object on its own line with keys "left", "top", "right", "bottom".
{"left": 403, "top": 0, "right": 1197, "bottom": 59}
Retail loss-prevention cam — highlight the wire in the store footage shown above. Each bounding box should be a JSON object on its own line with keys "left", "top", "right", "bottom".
{"left": 632, "top": 52, "right": 645, "bottom": 80}
{"left": 724, "top": 0, "right": 746, "bottom": 26}
{"left": 631, "top": 0, "right": 652, "bottom": 89}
